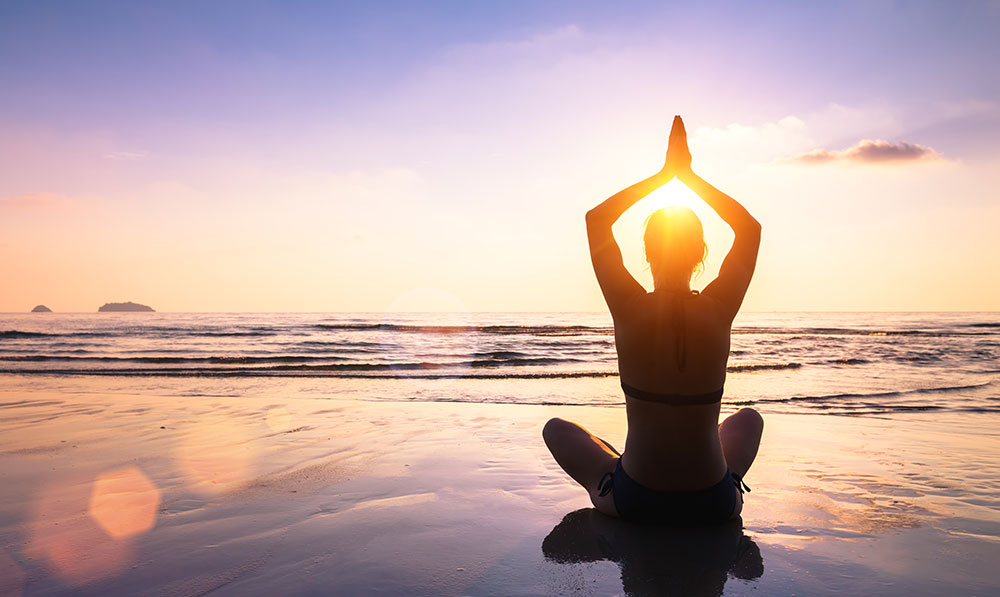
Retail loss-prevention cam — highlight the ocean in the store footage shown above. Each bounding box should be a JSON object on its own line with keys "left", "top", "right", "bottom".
{"left": 1, "top": 312, "right": 997, "bottom": 417}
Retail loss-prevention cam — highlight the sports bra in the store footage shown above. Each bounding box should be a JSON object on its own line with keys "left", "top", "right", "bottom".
{"left": 621, "top": 381, "right": 724, "bottom": 405}
{"left": 619, "top": 288, "right": 724, "bottom": 405}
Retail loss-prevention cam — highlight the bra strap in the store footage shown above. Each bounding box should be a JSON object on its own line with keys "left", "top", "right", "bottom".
{"left": 674, "top": 293, "right": 686, "bottom": 372}
{"left": 621, "top": 381, "right": 724, "bottom": 405}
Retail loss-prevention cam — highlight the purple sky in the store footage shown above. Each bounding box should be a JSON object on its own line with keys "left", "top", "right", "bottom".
{"left": 2, "top": 1, "right": 998, "bottom": 311}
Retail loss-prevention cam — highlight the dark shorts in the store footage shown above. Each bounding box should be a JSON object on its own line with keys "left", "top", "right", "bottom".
{"left": 598, "top": 459, "right": 747, "bottom": 525}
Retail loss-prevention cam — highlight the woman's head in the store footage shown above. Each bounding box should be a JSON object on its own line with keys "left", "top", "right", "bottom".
{"left": 643, "top": 206, "right": 707, "bottom": 287}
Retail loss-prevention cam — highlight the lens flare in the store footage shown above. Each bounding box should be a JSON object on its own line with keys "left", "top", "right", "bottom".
{"left": 88, "top": 466, "right": 161, "bottom": 539}
{"left": 27, "top": 480, "right": 133, "bottom": 586}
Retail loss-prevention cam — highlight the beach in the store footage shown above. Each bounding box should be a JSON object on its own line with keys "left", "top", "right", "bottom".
{"left": 1, "top": 379, "right": 998, "bottom": 595}
{"left": 1, "top": 312, "right": 998, "bottom": 595}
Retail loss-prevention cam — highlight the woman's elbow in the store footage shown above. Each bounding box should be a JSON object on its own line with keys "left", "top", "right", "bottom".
{"left": 585, "top": 208, "right": 609, "bottom": 228}
{"left": 736, "top": 218, "right": 761, "bottom": 242}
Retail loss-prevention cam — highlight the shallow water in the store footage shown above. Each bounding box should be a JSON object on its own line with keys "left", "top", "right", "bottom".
{"left": 1, "top": 312, "right": 997, "bottom": 416}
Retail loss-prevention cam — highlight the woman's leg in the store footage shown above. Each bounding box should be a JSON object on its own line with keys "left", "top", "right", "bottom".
{"left": 719, "top": 408, "right": 763, "bottom": 520}
{"left": 719, "top": 408, "right": 764, "bottom": 479}
{"left": 542, "top": 417, "right": 620, "bottom": 516}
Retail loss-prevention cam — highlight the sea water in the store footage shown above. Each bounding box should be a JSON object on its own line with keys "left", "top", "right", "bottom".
{"left": 1, "top": 312, "right": 996, "bottom": 417}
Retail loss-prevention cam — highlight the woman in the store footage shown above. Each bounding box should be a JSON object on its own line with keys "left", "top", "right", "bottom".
{"left": 543, "top": 116, "right": 764, "bottom": 524}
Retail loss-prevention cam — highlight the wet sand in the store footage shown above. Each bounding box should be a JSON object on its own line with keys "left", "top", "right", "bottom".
{"left": 1, "top": 385, "right": 998, "bottom": 596}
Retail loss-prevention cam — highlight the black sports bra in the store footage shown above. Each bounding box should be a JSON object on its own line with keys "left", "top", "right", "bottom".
{"left": 620, "top": 289, "right": 724, "bottom": 405}
{"left": 621, "top": 381, "right": 724, "bottom": 405}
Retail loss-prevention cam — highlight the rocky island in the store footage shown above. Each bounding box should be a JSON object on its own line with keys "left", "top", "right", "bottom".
{"left": 98, "top": 301, "right": 155, "bottom": 312}
{"left": 31, "top": 305, "right": 52, "bottom": 312}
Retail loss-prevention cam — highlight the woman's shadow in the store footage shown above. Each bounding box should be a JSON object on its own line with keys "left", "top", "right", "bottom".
{"left": 542, "top": 509, "right": 764, "bottom": 596}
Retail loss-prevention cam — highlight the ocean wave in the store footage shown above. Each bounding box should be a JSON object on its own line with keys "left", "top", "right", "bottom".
{"left": 314, "top": 323, "right": 613, "bottom": 336}
{"left": 299, "top": 340, "right": 384, "bottom": 348}
{"left": 472, "top": 350, "right": 532, "bottom": 360}
{"left": 0, "top": 357, "right": 815, "bottom": 376}
{"left": 1, "top": 330, "right": 69, "bottom": 339}
{"left": 0, "top": 367, "right": 621, "bottom": 380}
{"left": 0, "top": 355, "right": 347, "bottom": 364}
{"left": 747, "top": 381, "right": 994, "bottom": 405}
{"left": 0, "top": 328, "right": 278, "bottom": 339}
{"left": 726, "top": 362, "right": 802, "bottom": 373}
{"left": 827, "top": 358, "right": 870, "bottom": 365}
{"left": 0, "top": 354, "right": 585, "bottom": 371}
{"left": 732, "top": 327, "right": 994, "bottom": 337}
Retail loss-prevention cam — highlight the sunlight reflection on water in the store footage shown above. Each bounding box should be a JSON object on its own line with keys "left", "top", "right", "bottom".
{"left": 175, "top": 418, "right": 258, "bottom": 495}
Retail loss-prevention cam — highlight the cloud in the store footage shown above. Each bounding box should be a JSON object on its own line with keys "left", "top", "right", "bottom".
{"left": 0, "top": 192, "right": 77, "bottom": 210}
{"left": 688, "top": 116, "right": 814, "bottom": 166}
{"left": 784, "top": 139, "right": 941, "bottom": 164}
{"left": 103, "top": 151, "right": 147, "bottom": 161}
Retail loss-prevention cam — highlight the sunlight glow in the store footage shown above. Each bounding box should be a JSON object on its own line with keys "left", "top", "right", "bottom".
{"left": 656, "top": 179, "right": 703, "bottom": 211}
{"left": 612, "top": 179, "right": 735, "bottom": 291}
{"left": 28, "top": 481, "right": 133, "bottom": 585}
{"left": 89, "top": 466, "right": 161, "bottom": 539}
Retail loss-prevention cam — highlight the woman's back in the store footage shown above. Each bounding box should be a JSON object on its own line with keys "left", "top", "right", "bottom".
{"left": 614, "top": 290, "right": 731, "bottom": 395}
{"left": 615, "top": 291, "right": 734, "bottom": 490}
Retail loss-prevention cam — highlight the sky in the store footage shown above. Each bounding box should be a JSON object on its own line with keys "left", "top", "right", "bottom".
{"left": 1, "top": 0, "right": 999, "bottom": 312}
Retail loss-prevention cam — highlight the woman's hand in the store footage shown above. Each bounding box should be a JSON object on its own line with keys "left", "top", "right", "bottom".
{"left": 661, "top": 115, "right": 693, "bottom": 180}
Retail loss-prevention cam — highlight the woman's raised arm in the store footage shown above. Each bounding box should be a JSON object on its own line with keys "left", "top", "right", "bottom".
{"left": 669, "top": 116, "right": 761, "bottom": 317}
{"left": 586, "top": 171, "right": 669, "bottom": 314}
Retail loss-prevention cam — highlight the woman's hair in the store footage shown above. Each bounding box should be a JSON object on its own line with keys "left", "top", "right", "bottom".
{"left": 643, "top": 206, "right": 707, "bottom": 283}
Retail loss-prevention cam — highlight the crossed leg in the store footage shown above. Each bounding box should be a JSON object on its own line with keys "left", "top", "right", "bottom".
{"left": 543, "top": 408, "right": 764, "bottom": 519}
{"left": 718, "top": 408, "right": 764, "bottom": 479}
{"left": 542, "top": 418, "right": 620, "bottom": 516}
{"left": 719, "top": 407, "right": 764, "bottom": 519}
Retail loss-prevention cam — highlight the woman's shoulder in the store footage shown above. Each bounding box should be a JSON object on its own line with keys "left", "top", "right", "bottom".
{"left": 622, "top": 290, "right": 732, "bottom": 323}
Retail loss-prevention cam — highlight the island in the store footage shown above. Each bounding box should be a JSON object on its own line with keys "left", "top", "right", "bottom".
{"left": 98, "top": 301, "right": 155, "bottom": 312}
{"left": 31, "top": 305, "right": 52, "bottom": 313}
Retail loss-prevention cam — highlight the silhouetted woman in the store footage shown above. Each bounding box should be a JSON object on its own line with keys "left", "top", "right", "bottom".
{"left": 543, "top": 116, "right": 764, "bottom": 524}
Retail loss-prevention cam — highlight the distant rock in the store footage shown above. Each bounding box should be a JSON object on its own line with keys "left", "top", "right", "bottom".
{"left": 98, "top": 301, "right": 155, "bottom": 312}
{"left": 31, "top": 305, "right": 52, "bottom": 313}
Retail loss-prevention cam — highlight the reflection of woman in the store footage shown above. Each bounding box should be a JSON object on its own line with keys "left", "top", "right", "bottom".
{"left": 542, "top": 508, "right": 764, "bottom": 594}
{"left": 544, "top": 116, "right": 764, "bottom": 524}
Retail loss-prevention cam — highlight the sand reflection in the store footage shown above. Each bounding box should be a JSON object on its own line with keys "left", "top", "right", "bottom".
{"left": 543, "top": 509, "right": 763, "bottom": 596}
{"left": 175, "top": 418, "right": 258, "bottom": 494}
{"left": 265, "top": 406, "right": 293, "bottom": 433}
{"left": 0, "top": 549, "right": 27, "bottom": 596}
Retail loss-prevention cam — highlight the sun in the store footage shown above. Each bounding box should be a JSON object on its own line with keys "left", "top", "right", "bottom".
{"left": 650, "top": 178, "right": 702, "bottom": 211}
{"left": 611, "top": 177, "right": 734, "bottom": 291}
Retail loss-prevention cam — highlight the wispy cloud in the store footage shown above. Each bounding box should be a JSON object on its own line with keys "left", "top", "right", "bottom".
{"left": 103, "top": 151, "right": 148, "bottom": 161}
{"left": 784, "top": 139, "right": 941, "bottom": 164}
{"left": 0, "top": 192, "right": 77, "bottom": 210}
